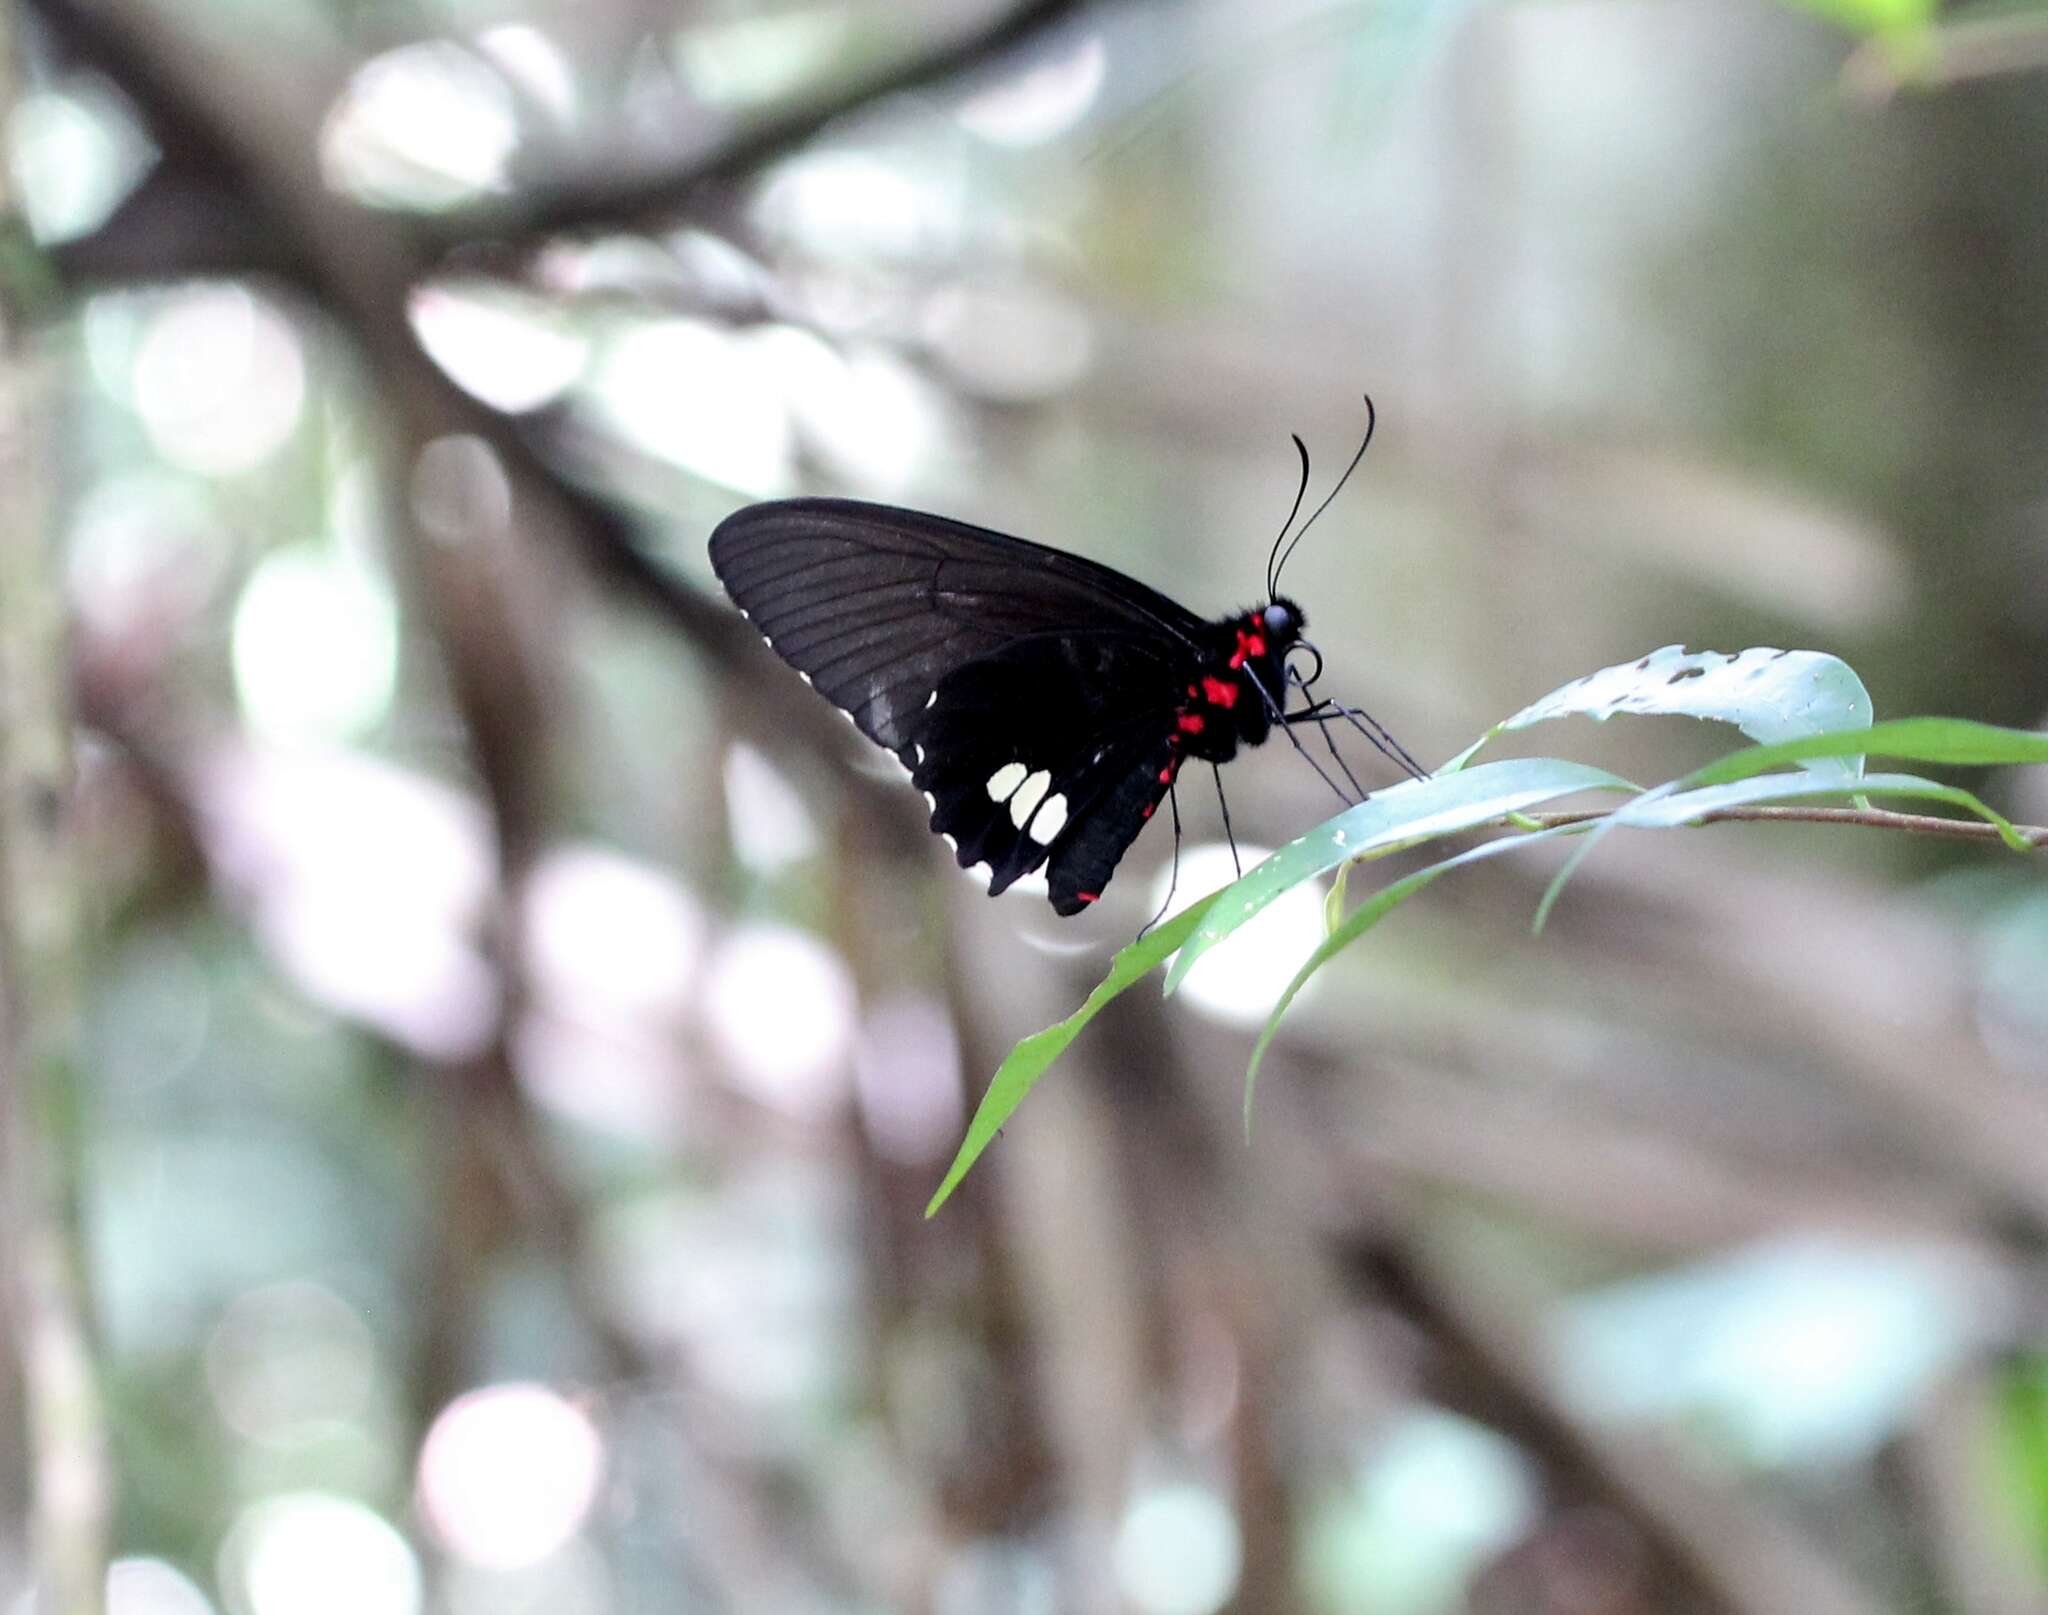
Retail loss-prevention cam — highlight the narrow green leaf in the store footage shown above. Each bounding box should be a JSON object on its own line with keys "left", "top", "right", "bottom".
{"left": 1618, "top": 771, "right": 2025, "bottom": 845}
{"left": 1165, "top": 759, "right": 1635, "bottom": 995}
{"left": 1534, "top": 763, "right": 2035, "bottom": 928}
{"left": 1246, "top": 823, "right": 1588, "bottom": 1130}
{"left": 1686, "top": 717, "right": 2048, "bottom": 788}
{"left": 924, "top": 894, "right": 1220, "bottom": 1216}
{"left": 1447, "top": 645, "right": 1874, "bottom": 780}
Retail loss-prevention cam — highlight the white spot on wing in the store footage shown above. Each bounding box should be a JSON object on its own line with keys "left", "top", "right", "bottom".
{"left": 924, "top": 691, "right": 939, "bottom": 710}
{"left": 986, "top": 761, "right": 1027, "bottom": 801}
{"left": 912, "top": 744, "right": 925, "bottom": 764}
{"left": 1029, "top": 792, "right": 1067, "bottom": 844}
{"left": 923, "top": 791, "right": 938, "bottom": 813}
{"left": 1008, "top": 769, "right": 1051, "bottom": 828}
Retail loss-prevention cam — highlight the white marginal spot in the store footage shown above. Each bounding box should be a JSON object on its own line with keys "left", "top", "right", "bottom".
{"left": 924, "top": 691, "right": 939, "bottom": 710}
{"left": 1008, "top": 769, "right": 1051, "bottom": 829}
{"left": 985, "top": 761, "right": 1027, "bottom": 802}
{"left": 913, "top": 744, "right": 925, "bottom": 764}
{"left": 924, "top": 791, "right": 938, "bottom": 813}
{"left": 941, "top": 831, "right": 958, "bottom": 851}
{"left": 798, "top": 670, "right": 813, "bottom": 686}
{"left": 1028, "top": 792, "right": 1067, "bottom": 844}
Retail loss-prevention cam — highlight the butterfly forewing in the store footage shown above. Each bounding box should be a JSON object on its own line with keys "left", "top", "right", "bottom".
{"left": 709, "top": 499, "right": 1205, "bottom": 758}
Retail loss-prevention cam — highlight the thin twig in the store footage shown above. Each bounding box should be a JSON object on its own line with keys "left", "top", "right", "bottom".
{"left": 1518, "top": 803, "right": 2048, "bottom": 847}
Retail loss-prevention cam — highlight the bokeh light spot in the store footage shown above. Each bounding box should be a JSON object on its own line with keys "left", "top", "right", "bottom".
{"left": 132, "top": 287, "right": 305, "bottom": 476}
{"left": 1112, "top": 1483, "right": 1242, "bottom": 1615}
{"left": 107, "top": 1557, "right": 216, "bottom": 1615}
{"left": 231, "top": 546, "right": 398, "bottom": 743}
{"left": 418, "top": 1383, "right": 604, "bottom": 1571}
{"left": 722, "top": 743, "right": 819, "bottom": 873}
{"left": 703, "top": 924, "right": 856, "bottom": 1117}
{"left": 320, "top": 42, "right": 518, "bottom": 209}
{"left": 222, "top": 1493, "right": 420, "bottom": 1615}
{"left": 8, "top": 81, "right": 156, "bottom": 243}
{"left": 410, "top": 286, "right": 588, "bottom": 414}
{"left": 956, "top": 33, "right": 1107, "bottom": 146}
{"left": 1151, "top": 843, "right": 1324, "bottom": 1026}
{"left": 591, "top": 319, "right": 793, "bottom": 495}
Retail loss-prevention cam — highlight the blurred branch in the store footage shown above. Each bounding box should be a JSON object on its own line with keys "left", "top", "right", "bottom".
{"left": 1350, "top": 1231, "right": 1892, "bottom": 1615}
{"left": 1520, "top": 804, "right": 2048, "bottom": 847}
{"left": 0, "top": 16, "right": 108, "bottom": 1612}
{"left": 414, "top": 0, "right": 1091, "bottom": 254}
{"left": 45, "top": 0, "right": 1091, "bottom": 287}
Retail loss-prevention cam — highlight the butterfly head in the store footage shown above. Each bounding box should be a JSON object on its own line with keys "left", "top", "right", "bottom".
{"left": 1260, "top": 598, "right": 1304, "bottom": 644}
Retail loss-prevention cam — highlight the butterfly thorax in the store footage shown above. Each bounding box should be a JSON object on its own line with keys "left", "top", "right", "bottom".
{"left": 1173, "top": 599, "right": 1305, "bottom": 765}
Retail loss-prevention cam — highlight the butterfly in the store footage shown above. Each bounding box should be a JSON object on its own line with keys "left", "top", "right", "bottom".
{"left": 707, "top": 401, "right": 1421, "bottom": 914}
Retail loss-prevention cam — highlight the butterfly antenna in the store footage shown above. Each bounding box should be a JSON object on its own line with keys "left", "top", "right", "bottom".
{"left": 1270, "top": 394, "right": 1377, "bottom": 595}
{"left": 1265, "top": 434, "right": 1313, "bottom": 601}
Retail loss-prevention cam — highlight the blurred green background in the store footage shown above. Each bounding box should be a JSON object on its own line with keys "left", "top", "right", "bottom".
{"left": 2, "top": 0, "right": 2047, "bottom": 1611}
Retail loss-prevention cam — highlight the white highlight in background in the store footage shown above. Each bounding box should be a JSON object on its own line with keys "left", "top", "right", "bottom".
{"left": 418, "top": 1383, "right": 605, "bottom": 1570}
{"left": 1151, "top": 843, "right": 1325, "bottom": 1027}
{"left": 221, "top": 1493, "right": 420, "bottom": 1615}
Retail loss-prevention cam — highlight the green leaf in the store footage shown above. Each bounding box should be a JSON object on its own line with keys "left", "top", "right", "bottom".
{"left": 1685, "top": 716, "right": 2048, "bottom": 788}
{"left": 924, "top": 894, "right": 1220, "bottom": 1217}
{"left": 1777, "top": 0, "right": 1936, "bottom": 42}
{"left": 1442, "top": 645, "right": 1874, "bottom": 781}
{"left": 1246, "top": 822, "right": 1588, "bottom": 1129}
{"left": 1163, "top": 759, "right": 1636, "bottom": 995}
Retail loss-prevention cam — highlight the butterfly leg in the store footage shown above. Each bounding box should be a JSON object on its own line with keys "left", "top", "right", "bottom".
{"left": 1137, "top": 785, "right": 1184, "bottom": 940}
{"left": 1246, "top": 669, "right": 1360, "bottom": 808}
{"left": 1284, "top": 689, "right": 1428, "bottom": 782}
{"left": 1283, "top": 675, "right": 1369, "bottom": 800}
{"left": 1211, "top": 762, "right": 1242, "bottom": 877}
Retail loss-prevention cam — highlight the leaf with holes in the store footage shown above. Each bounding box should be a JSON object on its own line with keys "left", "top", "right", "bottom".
{"left": 1440, "top": 646, "right": 1873, "bottom": 782}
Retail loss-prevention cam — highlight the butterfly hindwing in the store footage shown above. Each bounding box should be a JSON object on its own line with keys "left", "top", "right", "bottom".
{"left": 906, "top": 635, "right": 1182, "bottom": 907}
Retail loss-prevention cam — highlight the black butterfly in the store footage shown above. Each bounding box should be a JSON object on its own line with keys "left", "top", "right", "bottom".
{"left": 708, "top": 404, "right": 1420, "bottom": 914}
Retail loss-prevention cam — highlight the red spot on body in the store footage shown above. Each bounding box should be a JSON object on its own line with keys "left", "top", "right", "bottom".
{"left": 1142, "top": 802, "right": 1155, "bottom": 819}
{"left": 1202, "top": 676, "right": 1238, "bottom": 708}
{"left": 1076, "top": 891, "right": 1100, "bottom": 904}
{"left": 1177, "top": 711, "right": 1206, "bottom": 734}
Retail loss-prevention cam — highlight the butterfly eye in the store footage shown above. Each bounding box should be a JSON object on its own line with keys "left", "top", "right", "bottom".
{"left": 1263, "top": 603, "right": 1294, "bottom": 637}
